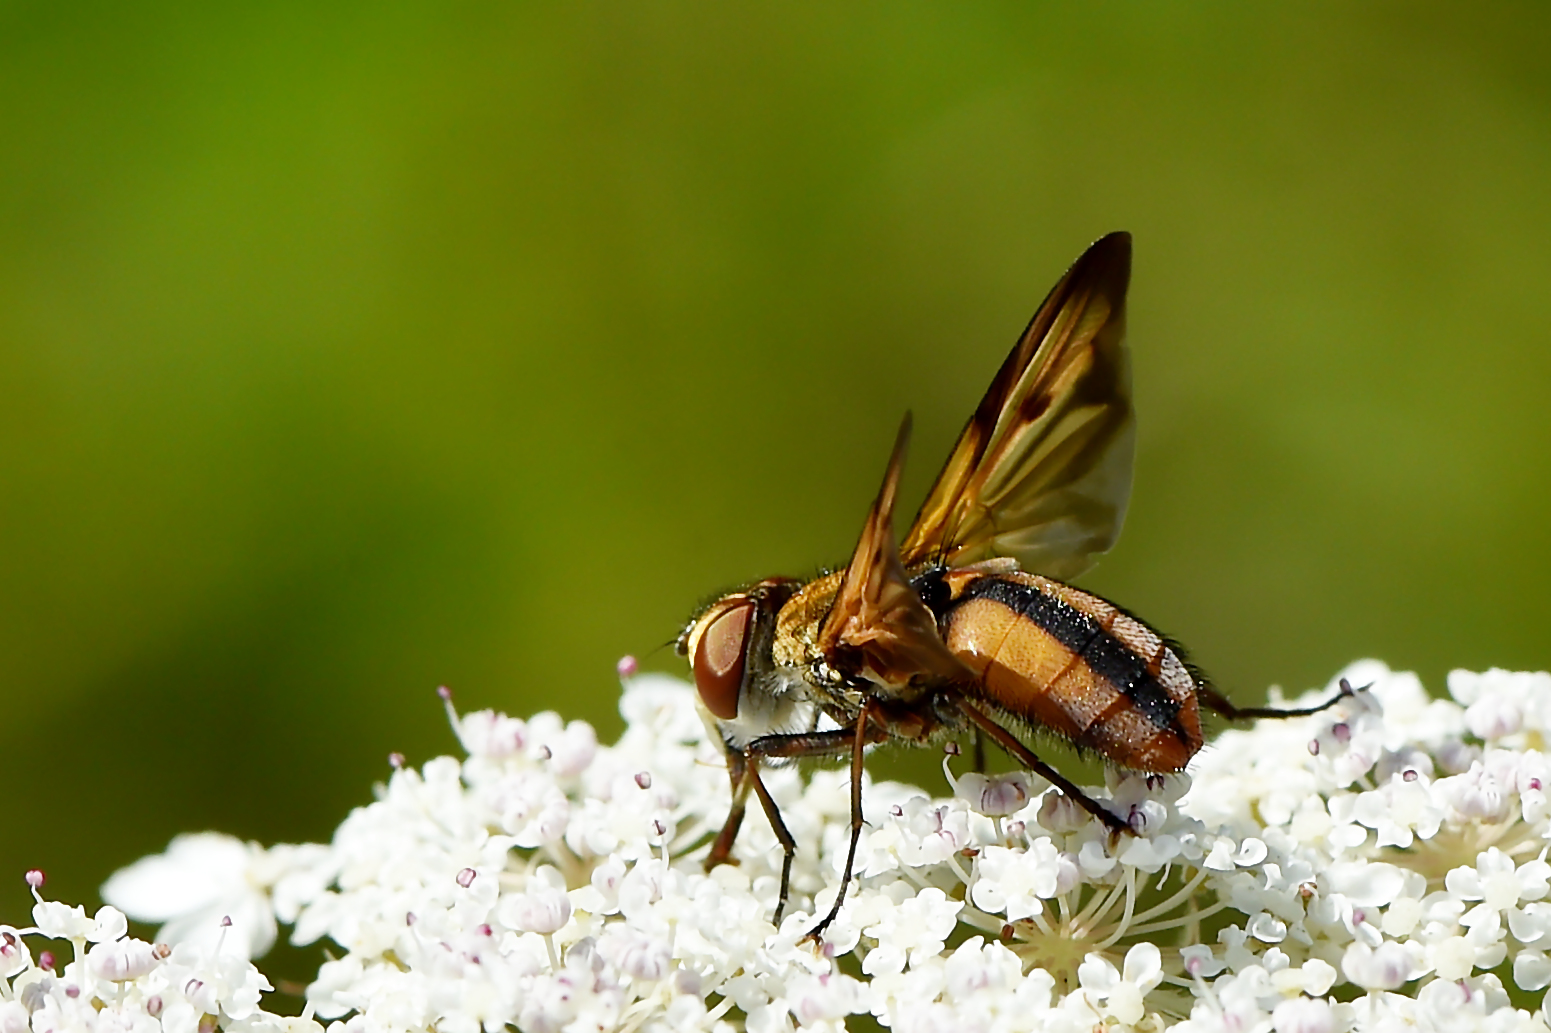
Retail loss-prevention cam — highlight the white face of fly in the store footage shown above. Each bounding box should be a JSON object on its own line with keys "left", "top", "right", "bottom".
{"left": 711, "top": 664, "right": 819, "bottom": 750}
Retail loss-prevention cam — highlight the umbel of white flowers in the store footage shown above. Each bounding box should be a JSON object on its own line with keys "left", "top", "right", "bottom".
{"left": 4, "top": 660, "right": 1551, "bottom": 1033}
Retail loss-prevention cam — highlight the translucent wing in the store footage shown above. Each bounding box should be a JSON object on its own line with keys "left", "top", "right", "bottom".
{"left": 898, "top": 232, "right": 1134, "bottom": 581}
{"left": 818, "top": 415, "right": 972, "bottom": 694}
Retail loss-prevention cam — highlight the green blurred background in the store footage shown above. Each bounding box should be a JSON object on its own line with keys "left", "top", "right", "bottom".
{"left": 3, "top": 1, "right": 1549, "bottom": 933}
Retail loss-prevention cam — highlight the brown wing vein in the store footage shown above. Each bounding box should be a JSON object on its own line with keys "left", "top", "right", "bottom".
{"left": 899, "top": 231, "right": 1135, "bottom": 581}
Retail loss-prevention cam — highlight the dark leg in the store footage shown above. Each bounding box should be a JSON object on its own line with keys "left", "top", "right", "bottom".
{"left": 746, "top": 766, "right": 798, "bottom": 924}
{"left": 804, "top": 701, "right": 875, "bottom": 943}
{"left": 956, "top": 696, "right": 1131, "bottom": 836}
{"left": 1201, "top": 677, "right": 1362, "bottom": 721}
{"left": 722, "top": 726, "right": 869, "bottom": 927}
{"left": 971, "top": 727, "right": 987, "bottom": 774}
{"left": 705, "top": 745, "right": 752, "bottom": 871}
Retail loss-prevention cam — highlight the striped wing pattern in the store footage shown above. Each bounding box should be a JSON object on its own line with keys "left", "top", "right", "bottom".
{"left": 899, "top": 232, "right": 1135, "bottom": 581}
{"left": 819, "top": 233, "right": 1136, "bottom": 698}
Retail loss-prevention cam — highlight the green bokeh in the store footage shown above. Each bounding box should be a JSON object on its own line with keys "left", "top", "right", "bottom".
{"left": 3, "top": 2, "right": 1549, "bottom": 931}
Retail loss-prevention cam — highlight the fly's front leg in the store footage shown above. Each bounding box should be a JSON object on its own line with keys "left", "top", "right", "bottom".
{"left": 705, "top": 744, "right": 751, "bottom": 872}
{"left": 803, "top": 701, "right": 876, "bottom": 943}
{"left": 704, "top": 739, "right": 806, "bottom": 923}
{"left": 1201, "top": 677, "right": 1363, "bottom": 721}
{"left": 742, "top": 723, "right": 879, "bottom": 931}
{"left": 746, "top": 766, "right": 797, "bottom": 924}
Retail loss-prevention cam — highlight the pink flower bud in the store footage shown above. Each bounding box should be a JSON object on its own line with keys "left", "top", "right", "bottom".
{"left": 599, "top": 927, "right": 670, "bottom": 980}
{"left": 1273, "top": 997, "right": 1334, "bottom": 1033}
{"left": 956, "top": 772, "right": 1031, "bottom": 816}
{"left": 87, "top": 938, "right": 163, "bottom": 983}
{"left": 1466, "top": 694, "right": 1524, "bottom": 740}
{"left": 1037, "top": 790, "right": 1090, "bottom": 834}
{"left": 504, "top": 887, "right": 572, "bottom": 934}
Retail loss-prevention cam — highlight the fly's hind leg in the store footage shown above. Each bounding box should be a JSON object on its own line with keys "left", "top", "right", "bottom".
{"left": 1201, "top": 676, "right": 1364, "bottom": 721}
{"left": 955, "top": 695, "right": 1132, "bottom": 837}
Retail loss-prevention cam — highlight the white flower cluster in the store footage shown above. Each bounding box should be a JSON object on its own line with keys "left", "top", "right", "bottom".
{"left": 1, "top": 871, "right": 313, "bottom": 1033}
{"left": 7, "top": 660, "right": 1551, "bottom": 1033}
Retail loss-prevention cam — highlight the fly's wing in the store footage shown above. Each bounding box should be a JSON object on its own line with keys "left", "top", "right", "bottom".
{"left": 898, "top": 232, "right": 1134, "bottom": 581}
{"left": 817, "top": 414, "right": 972, "bottom": 693}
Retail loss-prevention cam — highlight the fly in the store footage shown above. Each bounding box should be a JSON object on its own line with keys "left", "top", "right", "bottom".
{"left": 676, "top": 232, "right": 1355, "bottom": 940}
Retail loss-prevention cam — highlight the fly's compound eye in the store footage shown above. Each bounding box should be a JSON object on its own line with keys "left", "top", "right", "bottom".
{"left": 692, "top": 599, "right": 753, "bottom": 720}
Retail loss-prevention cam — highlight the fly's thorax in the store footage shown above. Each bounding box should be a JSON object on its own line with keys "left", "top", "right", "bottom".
{"left": 936, "top": 569, "right": 1204, "bottom": 772}
{"left": 770, "top": 570, "right": 845, "bottom": 673}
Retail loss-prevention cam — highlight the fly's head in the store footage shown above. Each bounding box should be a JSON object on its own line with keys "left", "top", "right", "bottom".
{"left": 677, "top": 578, "right": 802, "bottom": 732}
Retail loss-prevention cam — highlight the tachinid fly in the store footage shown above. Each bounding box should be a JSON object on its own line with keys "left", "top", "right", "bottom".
{"left": 676, "top": 232, "right": 1356, "bottom": 940}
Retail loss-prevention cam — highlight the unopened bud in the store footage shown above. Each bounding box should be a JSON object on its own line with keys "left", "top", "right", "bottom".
{"left": 1037, "top": 791, "right": 1089, "bottom": 834}
{"left": 502, "top": 887, "right": 572, "bottom": 935}
{"left": 956, "top": 771, "right": 1031, "bottom": 816}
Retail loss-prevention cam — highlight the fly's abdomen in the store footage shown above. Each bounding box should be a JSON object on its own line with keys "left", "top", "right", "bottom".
{"left": 939, "top": 572, "right": 1202, "bottom": 771}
